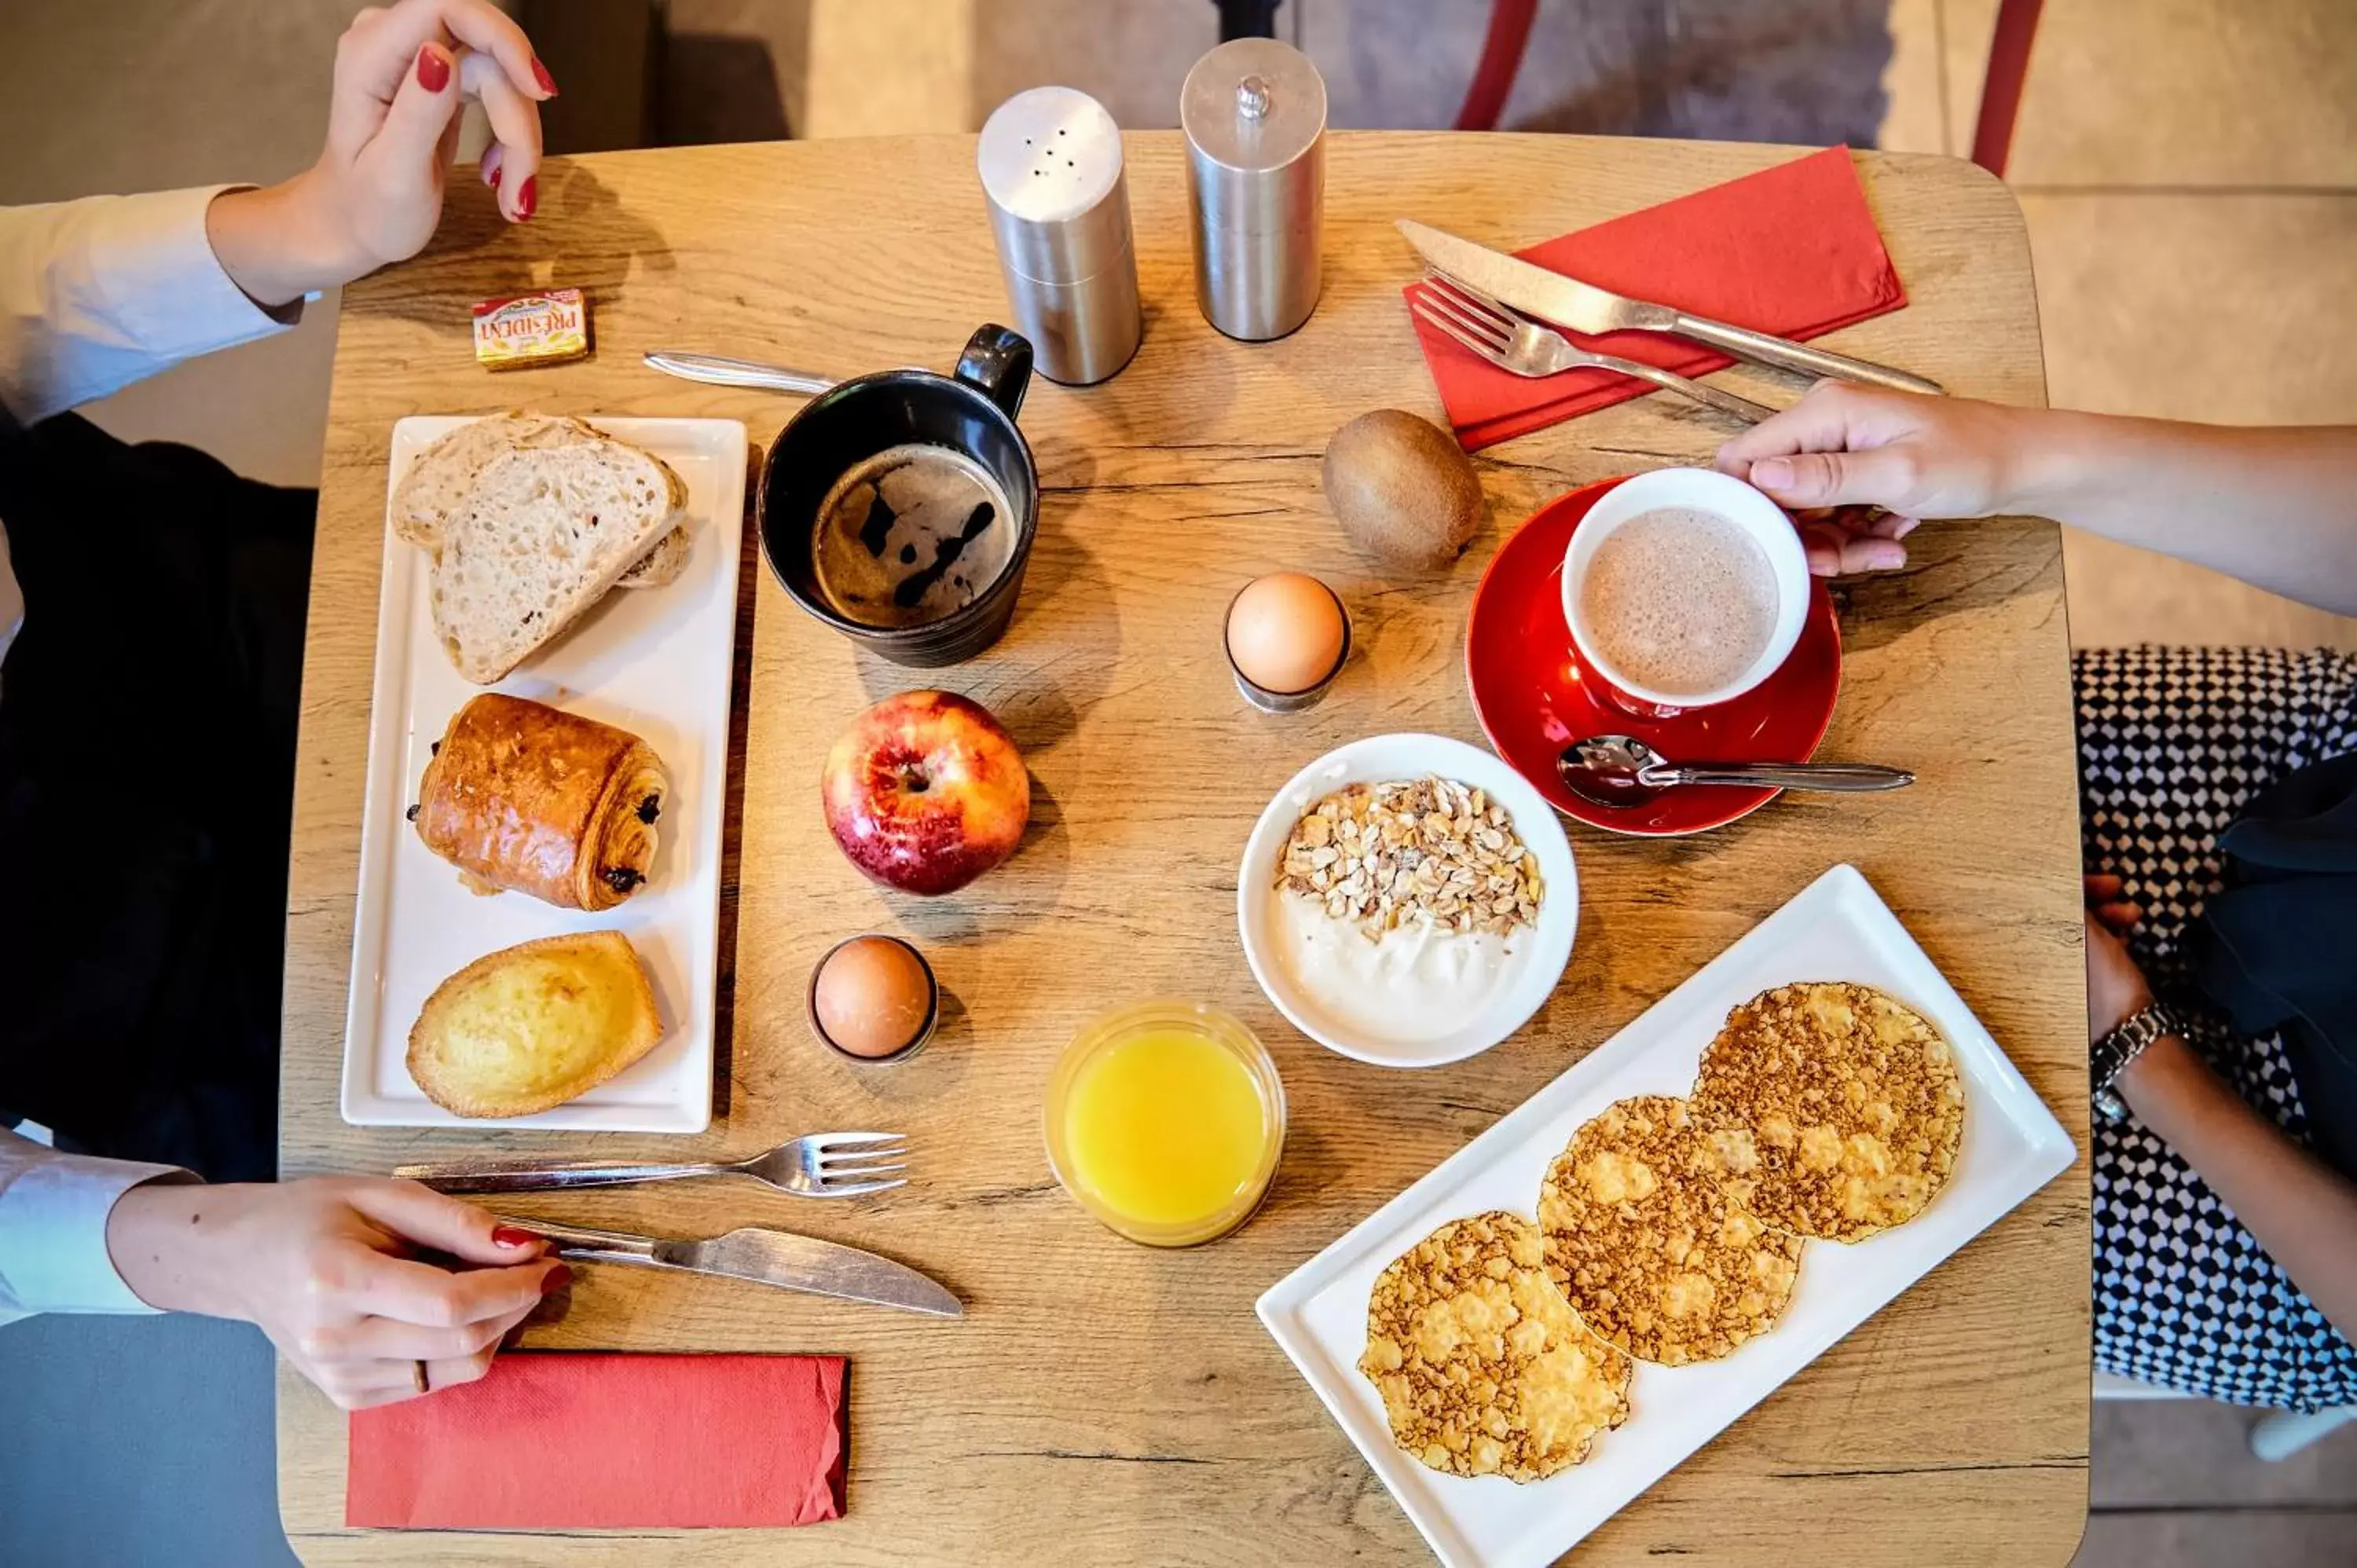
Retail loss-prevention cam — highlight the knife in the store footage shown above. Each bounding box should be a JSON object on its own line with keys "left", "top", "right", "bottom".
{"left": 1397, "top": 218, "right": 1943, "bottom": 396}
{"left": 500, "top": 1217, "right": 962, "bottom": 1319}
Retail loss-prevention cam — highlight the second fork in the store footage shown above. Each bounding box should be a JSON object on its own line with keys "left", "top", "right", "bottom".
{"left": 394, "top": 1130, "right": 909, "bottom": 1198}
{"left": 1413, "top": 270, "right": 1776, "bottom": 426}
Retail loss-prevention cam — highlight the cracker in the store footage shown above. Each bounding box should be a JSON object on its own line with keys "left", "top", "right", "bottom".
{"left": 1538, "top": 1095, "right": 1803, "bottom": 1365}
{"left": 1692, "top": 982, "right": 1966, "bottom": 1242}
{"left": 1358, "top": 1211, "right": 1632, "bottom": 1482}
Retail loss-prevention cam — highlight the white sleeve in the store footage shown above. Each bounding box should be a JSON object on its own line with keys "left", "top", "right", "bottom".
{"left": 0, "top": 1125, "right": 199, "bottom": 1326}
{"left": 0, "top": 186, "right": 300, "bottom": 426}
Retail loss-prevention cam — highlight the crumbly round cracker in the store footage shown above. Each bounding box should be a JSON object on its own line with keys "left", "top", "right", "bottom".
{"left": 1357, "top": 1211, "right": 1632, "bottom": 1483}
{"left": 1692, "top": 981, "right": 1966, "bottom": 1242}
{"left": 1538, "top": 1095, "right": 1803, "bottom": 1365}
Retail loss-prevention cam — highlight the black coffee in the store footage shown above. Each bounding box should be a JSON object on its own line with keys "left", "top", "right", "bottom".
{"left": 812, "top": 443, "right": 1017, "bottom": 629}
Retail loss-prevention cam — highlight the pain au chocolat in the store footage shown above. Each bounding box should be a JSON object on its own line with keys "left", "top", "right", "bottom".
{"left": 412, "top": 693, "right": 667, "bottom": 911}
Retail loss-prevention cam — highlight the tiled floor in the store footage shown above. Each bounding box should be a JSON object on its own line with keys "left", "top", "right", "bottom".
{"left": 3, "top": 2, "right": 2353, "bottom": 1564}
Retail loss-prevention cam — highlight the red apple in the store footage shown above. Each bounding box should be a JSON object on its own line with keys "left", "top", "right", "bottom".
{"left": 822, "top": 691, "right": 1031, "bottom": 896}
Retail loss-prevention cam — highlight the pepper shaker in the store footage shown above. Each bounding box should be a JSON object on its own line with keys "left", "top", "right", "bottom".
{"left": 1182, "top": 38, "right": 1328, "bottom": 341}
{"left": 977, "top": 86, "right": 1142, "bottom": 386}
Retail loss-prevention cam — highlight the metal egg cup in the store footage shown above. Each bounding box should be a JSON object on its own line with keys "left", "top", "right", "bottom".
{"left": 806, "top": 933, "right": 943, "bottom": 1066}
{"left": 1224, "top": 580, "right": 1353, "bottom": 714}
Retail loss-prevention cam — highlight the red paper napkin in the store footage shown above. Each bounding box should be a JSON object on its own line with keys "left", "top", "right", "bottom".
{"left": 347, "top": 1353, "right": 848, "bottom": 1530}
{"left": 1406, "top": 145, "right": 1907, "bottom": 450}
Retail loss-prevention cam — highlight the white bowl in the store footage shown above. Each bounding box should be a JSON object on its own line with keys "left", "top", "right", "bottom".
{"left": 1237, "top": 735, "right": 1578, "bottom": 1068}
{"left": 1559, "top": 466, "right": 1811, "bottom": 712}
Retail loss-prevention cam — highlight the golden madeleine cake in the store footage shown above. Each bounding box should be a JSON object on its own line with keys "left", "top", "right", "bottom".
{"left": 407, "top": 930, "right": 663, "bottom": 1118}
{"left": 1692, "top": 982, "right": 1966, "bottom": 1242}
{"left": 1538, "top": 1096, "right": 1803, "bottom": 1366}
{"left": 1358, "top": 1211, "right": 1632, "bottom": 1483}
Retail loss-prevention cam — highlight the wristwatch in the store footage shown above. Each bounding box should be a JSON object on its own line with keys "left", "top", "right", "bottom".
{"left": 2091, "top": 1001, "right": 2183, "bottom": 1124}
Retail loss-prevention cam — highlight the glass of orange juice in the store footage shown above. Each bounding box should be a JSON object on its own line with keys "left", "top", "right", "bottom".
{"left": 1044, "top": 1000, "right": 1286, "bottom": 1247}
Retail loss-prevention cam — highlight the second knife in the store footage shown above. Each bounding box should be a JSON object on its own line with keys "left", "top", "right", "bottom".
{"left": 504, "top": 1217, "right": 963, "bottom": 1318}
{"left": 1397, "top": 218, "right": 1942, "bottom": 396}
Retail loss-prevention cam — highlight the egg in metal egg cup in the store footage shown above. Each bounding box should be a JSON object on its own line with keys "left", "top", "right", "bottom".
{"left": 807, "top": 933, "right": 943, "bottom": 1065}
{"left": 1225, "top": 581, "right": 1353, "bottom": 715}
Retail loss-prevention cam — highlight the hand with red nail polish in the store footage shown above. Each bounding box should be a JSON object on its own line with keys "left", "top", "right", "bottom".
{"left": 205, "top": 0, "right": 551, "bottom": 306}
{"left": 108, "top": 1175, "right": 559, "bottom": 1410}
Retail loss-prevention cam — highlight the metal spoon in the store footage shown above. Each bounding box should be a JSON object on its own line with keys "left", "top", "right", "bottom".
{"left": 642, "top": 350, "right": 837, "bottom": 395}
{"left": 1556, "top": 735, "right": 1914, "bottom": 808}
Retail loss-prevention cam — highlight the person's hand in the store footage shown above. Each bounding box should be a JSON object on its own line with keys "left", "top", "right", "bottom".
{"left": 207, "top": 0, "right": 552, "bottom": 306}
{"left": 2083, "top": 873, "right": 2156, "bottom": 1045}
{"left": 106, "top": 1176, "right": 564, "bottom": 1410}
{"left": 1714, "top": 382, "right": 2040, "bottom": 576}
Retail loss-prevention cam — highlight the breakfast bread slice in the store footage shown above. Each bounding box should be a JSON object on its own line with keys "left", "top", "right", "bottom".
{"left": 393, "top": 412, "right": 590, "bottom": 548}
{"left": 408, "top": 930, "right": 664, "bottom": 1118}
{"left": 613, "top": 519, "right": 691, "bottom": 588}
{"left": 429, "top": 439, "right": 685, "bottom": 683}
{"left": 395, "top": 412, "right": 689, "bottom": 588}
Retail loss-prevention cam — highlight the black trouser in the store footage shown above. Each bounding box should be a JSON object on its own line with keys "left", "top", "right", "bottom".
{"left": 0, "top": 414, "right": 311, "bottom": 1182}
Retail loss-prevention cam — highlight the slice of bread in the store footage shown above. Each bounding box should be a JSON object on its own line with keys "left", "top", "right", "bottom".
{"left": 394, "top": 412, "right": 589, "bottom": 548}
{"left": 613, "top": 520, "right": 691, "bottom": 588}
{"left": 397, "top": 412, "right": 690, "bottom": 589}
{"left": 430, "top": 439, "right": 686, "bottom": 683}
{"left": 407, "top": 930, "right": 664, "bottom": 1119}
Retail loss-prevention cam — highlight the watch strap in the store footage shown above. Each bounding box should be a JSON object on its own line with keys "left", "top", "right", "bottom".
{"left": 2091, "top": 1002, "right": 2183, "bottom": 1123}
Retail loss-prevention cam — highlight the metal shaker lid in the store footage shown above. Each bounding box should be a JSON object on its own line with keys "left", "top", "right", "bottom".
{"left": 978, "top": 86, "right": 1133, "bottom": 286}
{"left": 1181, "top": 37, "right": 1326, "bottom": 180}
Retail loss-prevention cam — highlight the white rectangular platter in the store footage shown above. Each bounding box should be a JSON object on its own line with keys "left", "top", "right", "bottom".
{"left": 339, "top": 416, "right": 748, "bottom": 1132}
{"left": 1257, "top": 862, "right": 2077, "bottom": 1568}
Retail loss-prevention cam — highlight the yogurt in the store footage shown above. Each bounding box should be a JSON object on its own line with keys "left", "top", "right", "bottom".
{"left": 1270, "top": 888, "right": 1534, "bottom": 1045}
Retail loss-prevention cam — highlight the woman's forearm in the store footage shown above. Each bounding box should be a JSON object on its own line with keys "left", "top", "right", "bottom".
{"left": 2120, "top": 1035, "right": 2357, "bottom": 1342}
{"left": 2014, "top": 415, "right": 2357, "bottom": 616}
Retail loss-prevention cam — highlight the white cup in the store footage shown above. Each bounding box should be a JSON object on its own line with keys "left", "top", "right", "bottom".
{"left": 1558, "top": 467, "right": 1810, "bottom": 719}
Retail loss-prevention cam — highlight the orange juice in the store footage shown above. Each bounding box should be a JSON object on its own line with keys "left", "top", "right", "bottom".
{"left": 1046, "top": 1002, "right": 1285, "bottom": 1247}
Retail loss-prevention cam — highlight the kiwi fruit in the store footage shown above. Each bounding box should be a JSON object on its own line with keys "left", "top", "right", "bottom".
{"left": 1321, "top": 409, "right": 1484, "bottom": 572}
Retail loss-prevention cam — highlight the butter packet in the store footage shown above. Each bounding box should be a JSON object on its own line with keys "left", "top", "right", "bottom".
{"left": 472, "top": 288, "right": 590, "bottom": 370}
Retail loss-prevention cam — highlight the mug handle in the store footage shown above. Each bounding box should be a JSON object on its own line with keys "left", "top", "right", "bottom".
{"left": 955, "top": 324, "right": 1033, "bottom": 421}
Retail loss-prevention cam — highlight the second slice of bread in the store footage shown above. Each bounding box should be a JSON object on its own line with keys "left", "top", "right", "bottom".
{"left": 397, "top": 412, "right": 689, "bottom": 589}
{"left": 430, "top": 439, "right": 686, "bottom": 684}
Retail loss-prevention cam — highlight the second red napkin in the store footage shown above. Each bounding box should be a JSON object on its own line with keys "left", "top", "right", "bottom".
{"left": 1405, "top": 145, "right": 1907, "bottom": 451}
{"left": 347, "top": 1352, "right": 848, "bottom": 1530}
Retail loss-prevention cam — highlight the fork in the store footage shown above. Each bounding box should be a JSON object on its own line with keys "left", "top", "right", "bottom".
{"left": 1413, "top": 270, "right": 1776, "bottom": 425}
{"left": 392, "top": 1131, "right": 908, "bottom": 1198}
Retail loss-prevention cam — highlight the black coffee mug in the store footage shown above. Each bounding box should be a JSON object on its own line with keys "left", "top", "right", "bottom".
{"left": 759, "top": 324, "right": 1038, "bottom": 667}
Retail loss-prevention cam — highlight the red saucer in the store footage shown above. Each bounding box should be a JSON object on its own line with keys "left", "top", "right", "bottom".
{"left": 1464, "top": 478, "right": 1842, "bottom": 837}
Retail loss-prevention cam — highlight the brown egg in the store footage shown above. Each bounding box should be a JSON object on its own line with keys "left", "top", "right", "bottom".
{"left": 1226, "top": 573, "right": 1347, "bottom": 695}
{"left": 812, "top": 936, "right": 936, "bottom": 1059}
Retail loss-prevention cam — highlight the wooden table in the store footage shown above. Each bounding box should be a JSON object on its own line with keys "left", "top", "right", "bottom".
{"left": 278, "top": 132, "right": 2089, "bottom": 1566}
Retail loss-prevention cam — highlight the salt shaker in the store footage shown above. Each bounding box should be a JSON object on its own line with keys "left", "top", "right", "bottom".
{"left": 1181, "top": 38, "right": 1328, "bottom": 341}
{"left": 977, "top": 86, "right": 1142, "bottom": 386}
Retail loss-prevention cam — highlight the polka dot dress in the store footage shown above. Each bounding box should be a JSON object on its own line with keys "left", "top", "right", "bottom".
{"left": 2078, "top": 646, "right": 2357, "bottom": 1411}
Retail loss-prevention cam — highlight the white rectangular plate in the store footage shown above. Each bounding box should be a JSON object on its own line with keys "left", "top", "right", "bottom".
{"left": 339, "top": 416, "right": 748, "bottom": 1132}
{"left": 1256, "top": 863, "right": 2077, "bottom": 1568}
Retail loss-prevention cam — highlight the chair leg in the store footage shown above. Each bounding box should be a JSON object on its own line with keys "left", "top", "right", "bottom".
{"left": 2249, "top": 1404, "right": 2357, "bottom": 1461}
{"left": 1453, "top": 0, "right": 1538, "bottom": 132}
{"left": 1970, "top": 0, "right": 2044, "bottom": 176}
{"left": 1216, "top": 0, "right": 1281, "bottom": 42}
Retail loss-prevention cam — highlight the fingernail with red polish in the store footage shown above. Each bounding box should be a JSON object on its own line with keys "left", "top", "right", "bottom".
{"left": 416, "top": 45, "right": 451, "bottom": 93}
{"left": 515, "top": 175, "right": 537, "bottom": 221}
{"left": 531, "top": 55, "right": 559, "bottom": 97}
{"left": 541, "top": 1263, "right": 572, "bottom": 1293}
{"left": 492, "top": 1226, "right": 538, "bottom": 1248}
{"left": 487, "top": 163, "right": 502, "bottom": 189}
